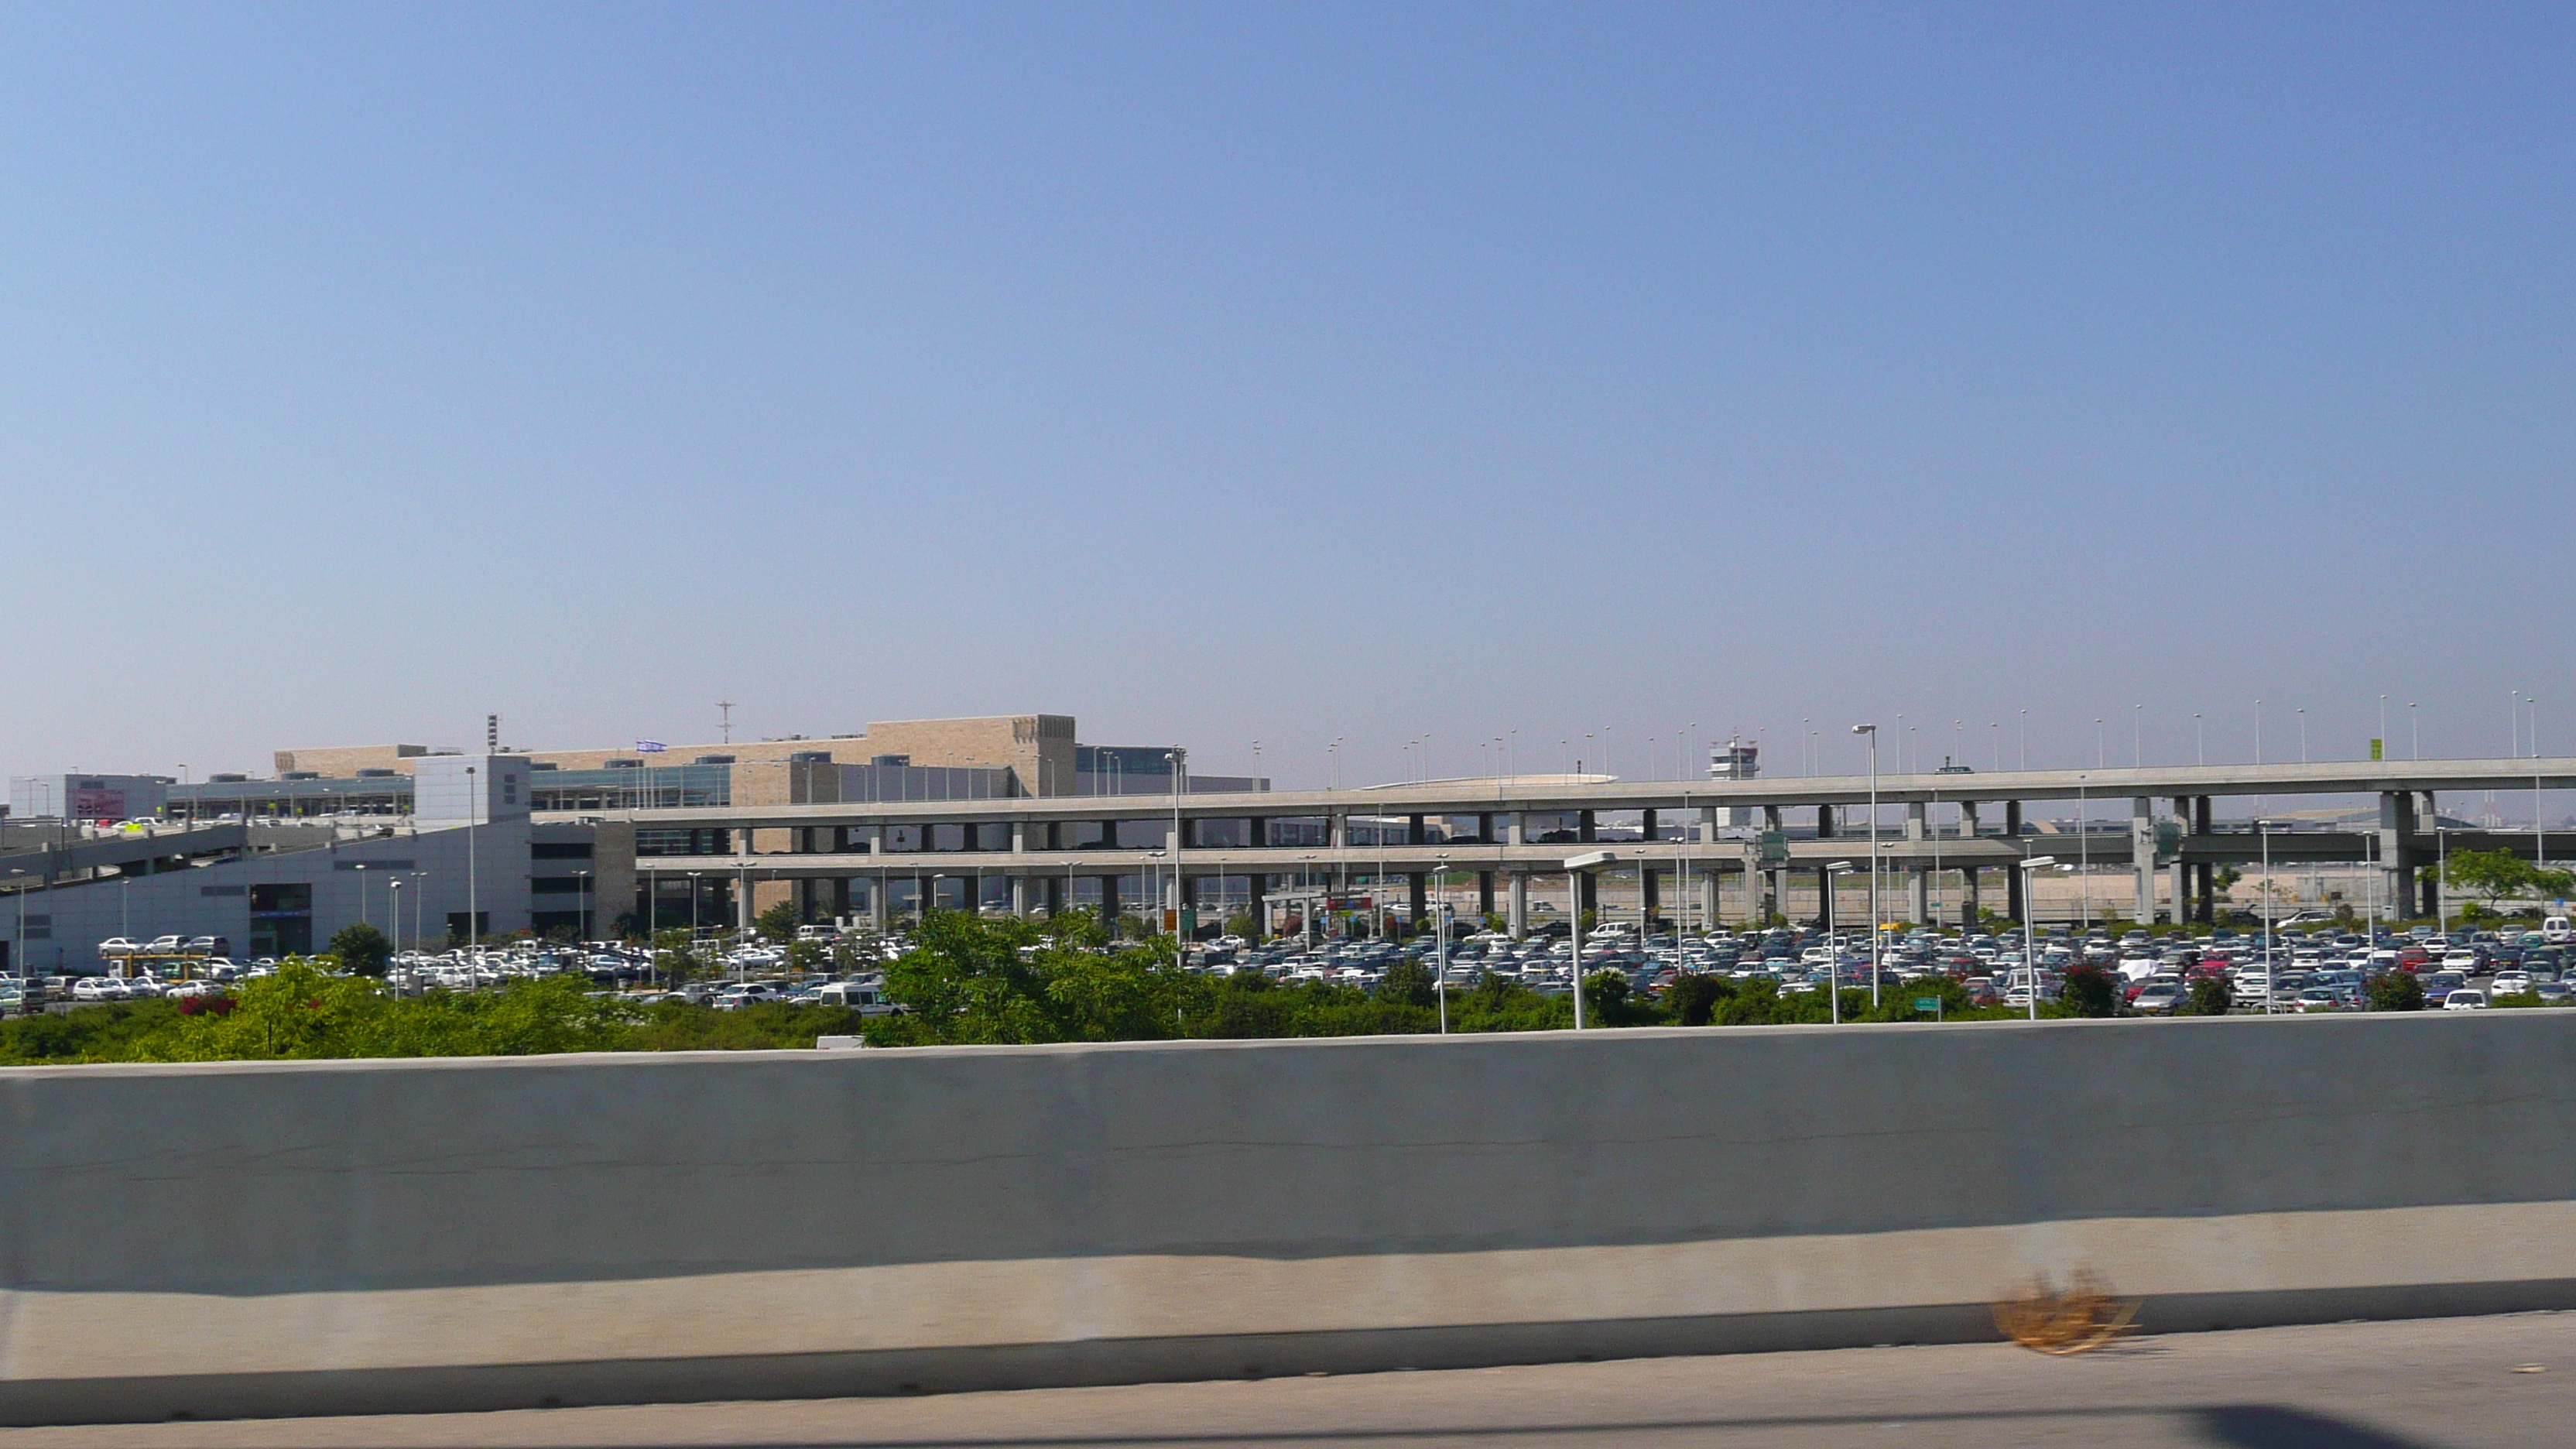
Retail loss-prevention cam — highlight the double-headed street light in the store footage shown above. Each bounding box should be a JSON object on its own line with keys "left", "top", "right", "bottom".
{"left": 1824, "top": 860, "right": 1857, "bottom": 1023}
{"left": 1852, "top": 724, "right": 1881, "bottom": 1005}
{"left": 1563, "top": 850, "right": 1618, "bottom": 1030}
{"left": 2017, "top": 856, "right": 2058, "bottom": 1021}
{"left": 1433, "top": 852, "right": 1451, "bottom": 1034}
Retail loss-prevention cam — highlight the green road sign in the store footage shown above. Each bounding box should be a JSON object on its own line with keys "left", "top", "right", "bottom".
{"left": 1914, "top": 997, "right": 1940, "bottom": 1012}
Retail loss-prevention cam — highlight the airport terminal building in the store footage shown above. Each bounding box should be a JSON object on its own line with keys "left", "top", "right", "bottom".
{"left": 2, "top": 715, "right": 1266, "bottom": 974}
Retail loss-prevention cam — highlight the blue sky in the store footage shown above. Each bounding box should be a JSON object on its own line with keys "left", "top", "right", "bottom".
{"left": 2, "top": 4, "right": 2570, "bottom": 790}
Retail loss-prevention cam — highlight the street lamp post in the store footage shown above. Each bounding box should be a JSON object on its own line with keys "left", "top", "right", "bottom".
{"left": 2431, "top": 824, "right": 2452, "bottom": 938}
{"left": 1852, "top": 724, "right": 1881, "bottom": 1005}
{"left": 355, "top": 864, "right": 367, "bottom": 930}
{"left": 464, "top": 766, "right": 479, "bottom": 952}
{"left": 2259, "top": 820, "right": 2278, "bottom": 1014}
{"left": 1564, "top": 851, "right": 1616, "bottom": 1030}
{"left": 576, "top": 869, "right": 591, "bottom": 943}
{"left": 2017, "top": 856, "right": 2058, "bottom": 1020}
{"left": 1434, "top": 852, "right": 1451, "bottom": 1033}
{"left": 1824, "top": 861, "right": 1856, "bottom": 1022}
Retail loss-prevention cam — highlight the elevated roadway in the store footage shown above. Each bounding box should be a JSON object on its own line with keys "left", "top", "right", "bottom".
{"left": 549, "top": 756, "right": 2576, "bottom": 831}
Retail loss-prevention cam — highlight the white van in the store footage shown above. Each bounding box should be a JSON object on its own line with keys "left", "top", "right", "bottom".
{"left": 2542, "top": 916, "right": 2571, "bottom": 944}
{"left": 817, "top": 979, "right": 899, "bottom": 1016}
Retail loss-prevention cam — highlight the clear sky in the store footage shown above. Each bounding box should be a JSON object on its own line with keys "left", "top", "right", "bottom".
{"left": 3, "top": 4, "right": 2570, "bottom": 793}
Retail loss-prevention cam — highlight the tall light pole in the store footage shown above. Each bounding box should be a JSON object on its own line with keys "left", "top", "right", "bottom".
{"left": 1852, "top": 724, "right": 1881, "bottom": 1005}
{"left": 1824, "top": 861, "right": 1855, "bottom": 1022}
{"left": 1564, "top": 851, "right": 1616, "bottom": 1030}
{"left": 2431, "top": 824, "right": 2452, "bottom": 938}
{"left": 1166, "top": 748, "right": 1186, "bottom": 941}
{"left": 2017, "top": 856, "right": 2057, "bottom": 1020}
{"left": 2410, "top": 702, "right": 2420, "bottom": 760}
{"left": 2194, "top": 713, "right": 2204, "bottom": 766}
{"left": 576, "top": 869, "right": 591, "bottom": 942}
{"left": 1434, "top": 852, "right": 1451, "bottom": 1033}
{"left": 355, "top": 863, "right": 368, "bottom": 929}
{"left": 9, "top": 869, "right": 26, "bottom": 978}
{"left": 464, "top": 766, "right": 478, "bottom": 951}
{"left": 2258, "top": 819, "right": 2277, "bottom": 1014}
{"left": 2077, "top": 773, "right": 2090, "bottom": 935}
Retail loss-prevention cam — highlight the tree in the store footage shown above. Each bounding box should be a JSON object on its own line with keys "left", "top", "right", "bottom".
{"left": 2365, "top": 970, "right": 2424, "bottom": 1012}
{"left": 651, "top": 927, "right": 703, "bottom": 988}
{"left": 1581, "top": 969, "right": 1662, "bottom": 1027}
{"left": 754, "top": 901, "right": 800, "bottom": 944}
{"left": 1663, "top": 972, "right": 1726, "bottom": 1026}
{"left": 2182, "top": 977, "right": 2231, "bottom": 1016}
{"left": 786, "top": 940, "right": 828, "bottom": 976}
{"left": 326, "top": 922, "right": 392, "bottom": 978}
{"left": 1376, "top": 957, "right": 1437, "bottom": 1008}
{"left": 2444, "top": 849, "right": 2575, "bottom": 914}
{"left": 2061, "top": 964, "right": 2119, "bottom": 1018}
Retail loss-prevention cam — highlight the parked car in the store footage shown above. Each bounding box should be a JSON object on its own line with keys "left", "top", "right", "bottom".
{"left": 2440, "top": 988, "right": 2489, "bottom": 1012}
{"left": 2131, "top": 982, "right": 2188, "bottom": 1016}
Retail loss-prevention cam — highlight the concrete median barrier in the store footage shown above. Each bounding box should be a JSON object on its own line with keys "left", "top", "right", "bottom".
{"left": 2, "top": 1012, "right": 2572, "bottom": 1423}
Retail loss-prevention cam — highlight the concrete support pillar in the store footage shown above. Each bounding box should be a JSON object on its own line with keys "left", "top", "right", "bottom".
{"left": 2005, "top": 800, "right": 2023, "bottom": 837}
{"left": 1909, "top": 866, "right": 1929, "bottom": 924}
{"left": 1245, "top": 873, "right": 1266, "bottom": 937}
{"left": 870, "top": 876, "right": 887, "bottom": 932}
{"left": 1406, "top": 814, "right": 1424, "bottom": 846}
{"left": 1331, "top": 814, "right": 1348, "bottom": 848}
{"left": 2132, "top": 798, "right": 2157, "bottom": 924}
{"left": 1010, "top": 875, "right": 1030, "bottom": 916}
{"left": 1640, "top": 809, "right": 1659, "bottom": 844}
{"left": 2379, "top": 791, "right": 2414, "bottom": 920}
{"left": 1577, "top": 871, "right": 1599, "bottom": 918}
{"left": 1578, "top": 810, "right": 1597, "bottom": 844}
{"left": 1817, "top": 804, "right": 1836, "bottom": 838}
{"left": 1699, "top": 868, "right": 1718, "bottom": 930}
{"left": 1817, "top": 868, "right": 1836, "bottom": 932}
{"left": 2006, "top": 858, "right": 2026, "bottom": 923}
{"left": 1762, "top": 805, "right": 1786, "bottom": 920}
{"left": 1640, "top": 865, "right": 1660, "bottom": 925}
{"left": 1408, "top": 872, "right": 1427, "bottom": 927}
{"left": 1100, "top": 875, "right": 1121, "bottom": 926}
{"left": 1508, "top": 872, "right": 1530, "bottom": 938}
{"left": 1476, "top": 870, "right": 1495, "bottom": 920}
{"left": 1507, "top": 812, "right": 1526, "bottom": 846}
{"left": 1961, "top": 863, "right": 1982, "bottom": 927}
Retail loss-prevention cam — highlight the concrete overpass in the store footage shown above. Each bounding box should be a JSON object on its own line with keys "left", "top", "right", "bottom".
{"left": 560, "top": 757, "right": 2576, "bottom": 931}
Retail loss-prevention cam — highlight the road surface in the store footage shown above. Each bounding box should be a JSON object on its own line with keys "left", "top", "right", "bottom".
{"left": 2, "top": 1312, "right": 2565, "bottom": 1447}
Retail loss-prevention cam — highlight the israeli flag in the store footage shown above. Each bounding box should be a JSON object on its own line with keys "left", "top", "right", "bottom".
{"left": 635, "top": 740, "right": 667, "bottom": 753}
